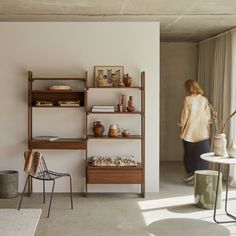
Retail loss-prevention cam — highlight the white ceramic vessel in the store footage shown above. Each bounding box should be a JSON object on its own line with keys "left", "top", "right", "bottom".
{"left": 228, "top": 140, "right": 236, "bottom": 158}
{"left": 213, "top": 133, "right": 228, "bottom": 157}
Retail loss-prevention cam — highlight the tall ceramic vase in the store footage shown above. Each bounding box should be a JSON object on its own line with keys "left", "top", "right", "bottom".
{"left": 213, "top": 133, "right": 228, "bottom": 157}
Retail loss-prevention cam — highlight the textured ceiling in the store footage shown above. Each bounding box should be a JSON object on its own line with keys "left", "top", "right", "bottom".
{"left": 0, "top": 0, "right": 236, "bottom": 41}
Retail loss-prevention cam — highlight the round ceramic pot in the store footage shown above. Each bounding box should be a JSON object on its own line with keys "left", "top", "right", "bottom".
{"left": 123, "top": 74, "right": 132, "bottom": 87}
{"left": 213, "top": 133, "right": 228, "bottom": 157}
{"left": 93, "top": 121, "right": 105, "bottom": 137}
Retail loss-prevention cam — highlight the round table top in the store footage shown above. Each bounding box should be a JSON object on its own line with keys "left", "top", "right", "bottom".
{"left": 201, "top": 152, "right": 236, "bottom": 165}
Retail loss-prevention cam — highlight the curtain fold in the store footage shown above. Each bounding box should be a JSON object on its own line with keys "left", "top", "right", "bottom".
{"left": 198, "top": 32, "right": 232, "bottom": 178}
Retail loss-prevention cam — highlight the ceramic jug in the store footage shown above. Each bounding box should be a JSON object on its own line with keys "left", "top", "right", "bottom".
{"left": 93, "top": 121, "right": 105, "bottom": 137}
{"left": 108, "top": 124, "right": 120, "bottom": 137}
{"left": 123, "top": 73, "right": 132, "bottom": 87}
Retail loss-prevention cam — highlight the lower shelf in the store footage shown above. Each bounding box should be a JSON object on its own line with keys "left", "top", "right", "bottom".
{"left": 29, "top": 138, "right": 87, "bottom": 149}
{"left": 86, "top": 162, "right": 144, "bottom": 184}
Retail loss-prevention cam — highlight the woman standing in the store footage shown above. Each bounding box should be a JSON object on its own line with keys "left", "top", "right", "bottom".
{"left": 179, "top": 80, "right": 211, "bottom": 183}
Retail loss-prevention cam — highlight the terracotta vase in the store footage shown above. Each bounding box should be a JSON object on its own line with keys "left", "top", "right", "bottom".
{"left": 123, "top": 73, "right": 132, "bottom": 87}
{"left": 213, "top": 133, "right": 228, "bottom": 157}
{"left": 93, "top": 121, "right": 105, "bottom": 137}
{"left": 127, "top": 96, "right": 135, "bottom": 112}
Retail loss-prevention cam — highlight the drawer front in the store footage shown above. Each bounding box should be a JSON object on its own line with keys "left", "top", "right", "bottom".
{"left": 87, "top": 169, "right": 143, "bottom": 184}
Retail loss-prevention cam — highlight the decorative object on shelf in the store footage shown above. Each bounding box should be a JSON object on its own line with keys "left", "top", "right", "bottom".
{"left": 228, "top": 140, "right": 236, "bottom": 158}
{"left": 35, "top": 100, "right": 54, "bottom": 106}
{"left": 108, "top": 124, "right": 120, "bottom": 137}
{"left": 48, "top": 84, "right": 71, "bottom": 90}
{"left": 92, "top": 155, "right": 137, "bottom": 167}
{"left": 94, "top": 66, "right": 124, "bottom": 87}
{"left": 127, "top": 96, "right": 135, "bottom": 112}
{"left": 92, "top": 105, "right": 115, "bottom": 112}
{"left": 111, "top": 74, "right": 119, "bottom": 87}
{"left": 95, "top": 75, "right": 106, "bottom": 87}
{"left": 123, "top": 73, "right": 133, "bottom": 87}
{"left": 213, "top": 133, "right": 228, "bottom": 157}
{"left": 93, "top": 121, "right": 105, "bottom": 137}
{"left": 33, "top": 136, "right": 59, "bottom": 141}
{"left": 117, "top": 95, "right": 126, "bottom": 112}
{"left": 118, "top": 82, "right": 125, "bottom": 87}
{"left": 117, "top": 104, "right": 124, "bottom": 112}
{"left": 122, "top": 129, "right": 130, "bottom": 137}
{"left": 58, "top": 100, "right": 80, "bottom": 107}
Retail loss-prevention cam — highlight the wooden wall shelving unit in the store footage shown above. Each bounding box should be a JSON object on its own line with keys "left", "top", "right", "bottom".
{"left": 28, "top": 71, "right": 87, "bottom": 150}
{"left": 85, "top": 72, "right": 145, "bottom": 198}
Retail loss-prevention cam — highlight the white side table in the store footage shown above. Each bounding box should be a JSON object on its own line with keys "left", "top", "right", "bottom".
{"left": 201, "top": 152, "right": 236, "bottom": 224}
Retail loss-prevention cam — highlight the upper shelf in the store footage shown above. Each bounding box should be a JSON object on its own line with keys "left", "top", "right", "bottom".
{"left": 30, "top": 77, "right": 87, "bottom": 81}
{"left": 87, "top": 111, "right": 143, "bottom": 115}
{"left": 31, "top": 90, "right": 84, "bottom": 93}
{"left": 87, "top": 86, "right": 143, "bottom": 90}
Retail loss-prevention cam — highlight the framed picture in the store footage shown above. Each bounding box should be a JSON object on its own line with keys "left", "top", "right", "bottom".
{"left": 94, "top": 66, "right": 124, "bottom": 87}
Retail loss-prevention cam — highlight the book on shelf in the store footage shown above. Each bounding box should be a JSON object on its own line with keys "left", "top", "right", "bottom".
{"left": 92, "top": 105, "right": 115, "bottom": 112}
{"left": 92, "top": 108, "right": 115, "bottom": 112}
{"left": 35, "top": 100, "right": 54, "bottom": 106}
{"left": 92, "top": 105, "right": 115, "bottom": 109}
{"left": 58, "top": 100, "right": 80, "bottom": 106}
{"left": 33, "top": 136, "right": 60, "bottom": 141}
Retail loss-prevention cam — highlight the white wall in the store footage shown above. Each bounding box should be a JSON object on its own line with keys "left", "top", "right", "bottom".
{"left": 0, "top": 22, "right": 159, "bottom": 193}
{"left": 160, "top": 42, "right": 198, "bottom": 161}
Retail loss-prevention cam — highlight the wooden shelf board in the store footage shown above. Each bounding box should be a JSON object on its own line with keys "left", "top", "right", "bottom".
{"left": 87, "top": 111, "right": 142, "bottom": 115}
{"left": 87, "top": 135, "right": 142, "bottom": 139}
{"left": 31, "top": 78, "right": 86, "bottom": 81}
{"left": 32, "top": 90, "right": 83, "bottom": 93}
{"left": 32, "top": 106, "right": 83, "bottom": 108}
{"left": 29, "top": 138, "right": 86, "bottom": 149}
{"left": 87, "top": 86, "right": 143, "bottom": 90}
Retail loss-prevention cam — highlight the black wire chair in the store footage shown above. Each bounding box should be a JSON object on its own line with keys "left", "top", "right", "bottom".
{"left": 18, "top": 151, "right": 73, "bottom": 218}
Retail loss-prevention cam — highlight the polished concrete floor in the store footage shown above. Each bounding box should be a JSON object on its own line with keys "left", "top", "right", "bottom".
{"left": 1, "top": 162, "right": 236, "bottom": 236}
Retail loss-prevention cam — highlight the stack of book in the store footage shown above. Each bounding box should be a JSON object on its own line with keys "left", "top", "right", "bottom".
{"left": 92, "top": 105, "right": 115, "bottom": 112}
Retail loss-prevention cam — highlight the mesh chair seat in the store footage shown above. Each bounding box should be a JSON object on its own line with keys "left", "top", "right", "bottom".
{"left": 36, "top": 170, "right": 70, "bottom": 180}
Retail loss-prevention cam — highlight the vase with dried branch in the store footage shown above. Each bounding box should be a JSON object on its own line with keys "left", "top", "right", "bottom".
{"left": 208, "top": 103, "right": 236, "bottom": 157}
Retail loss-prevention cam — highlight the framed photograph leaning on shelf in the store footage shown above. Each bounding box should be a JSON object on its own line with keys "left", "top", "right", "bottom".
{"left": 94, "top": 66, "right": 124, "bottom": 87}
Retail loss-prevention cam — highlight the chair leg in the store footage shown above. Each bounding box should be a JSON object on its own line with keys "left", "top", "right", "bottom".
{"left": 43, "top": 180, "right": 45, "bottom": 203}
{"left": 47, "top": 180, "right": 55, "bottom": 218}
{"left": 18, "top": 175, "right": 30, "bottom": 210}
{"left": 69, "top": 175, "right": 73, "bottom": 209}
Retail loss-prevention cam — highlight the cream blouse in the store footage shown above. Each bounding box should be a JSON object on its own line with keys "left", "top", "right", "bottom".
{"left": 179, "top": 94, "right": 211, "bottom": 142}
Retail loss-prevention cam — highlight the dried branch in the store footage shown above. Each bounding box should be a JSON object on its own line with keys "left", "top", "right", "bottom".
{"left": 220, "top": 110, "right": 236, "bottom": 133}
{"left": 208, "top": 103, "right": 236, "bottom": 134}
{"left": 208, "top": 103, "right": 219, "bottom": 133}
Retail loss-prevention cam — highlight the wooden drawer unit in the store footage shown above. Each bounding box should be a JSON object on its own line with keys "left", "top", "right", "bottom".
{"left": 87, "top": 163, "right": 143, "bottom": 184}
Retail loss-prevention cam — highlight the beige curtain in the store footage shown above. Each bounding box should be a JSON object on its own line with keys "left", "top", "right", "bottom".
{"left": 198, "top": 32, "right": 232, "bottom": 177}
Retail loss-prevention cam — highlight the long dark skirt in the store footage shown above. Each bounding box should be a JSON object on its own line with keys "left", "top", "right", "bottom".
{"left": 183, "top": 139, "right": 210, "bottom": 174}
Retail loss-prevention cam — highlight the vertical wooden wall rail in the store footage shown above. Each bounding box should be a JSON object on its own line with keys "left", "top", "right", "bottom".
{"left": 85, "top": 71, "right": 88, "bottom": 195}
{"left": 141, "top": 71, "right": 145, "bottom": 198}
{"left": 28, "top": 71, "right": 33, "bottom": 196}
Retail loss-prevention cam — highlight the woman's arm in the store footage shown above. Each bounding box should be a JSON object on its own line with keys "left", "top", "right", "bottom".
{"left": 179, "top": 97, "right": 189, "bottom": 134}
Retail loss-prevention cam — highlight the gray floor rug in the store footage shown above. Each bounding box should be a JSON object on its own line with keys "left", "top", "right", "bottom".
{"left": 147, "top": 218, "right": 230, "bottom": 236}
{"left": 0, "top": 209, "right": 41, "bottom": 236}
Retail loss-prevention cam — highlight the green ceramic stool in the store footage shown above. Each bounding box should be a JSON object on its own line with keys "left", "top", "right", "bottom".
{"left": 194, "top": 170, "right": 222, "bottom": 209}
